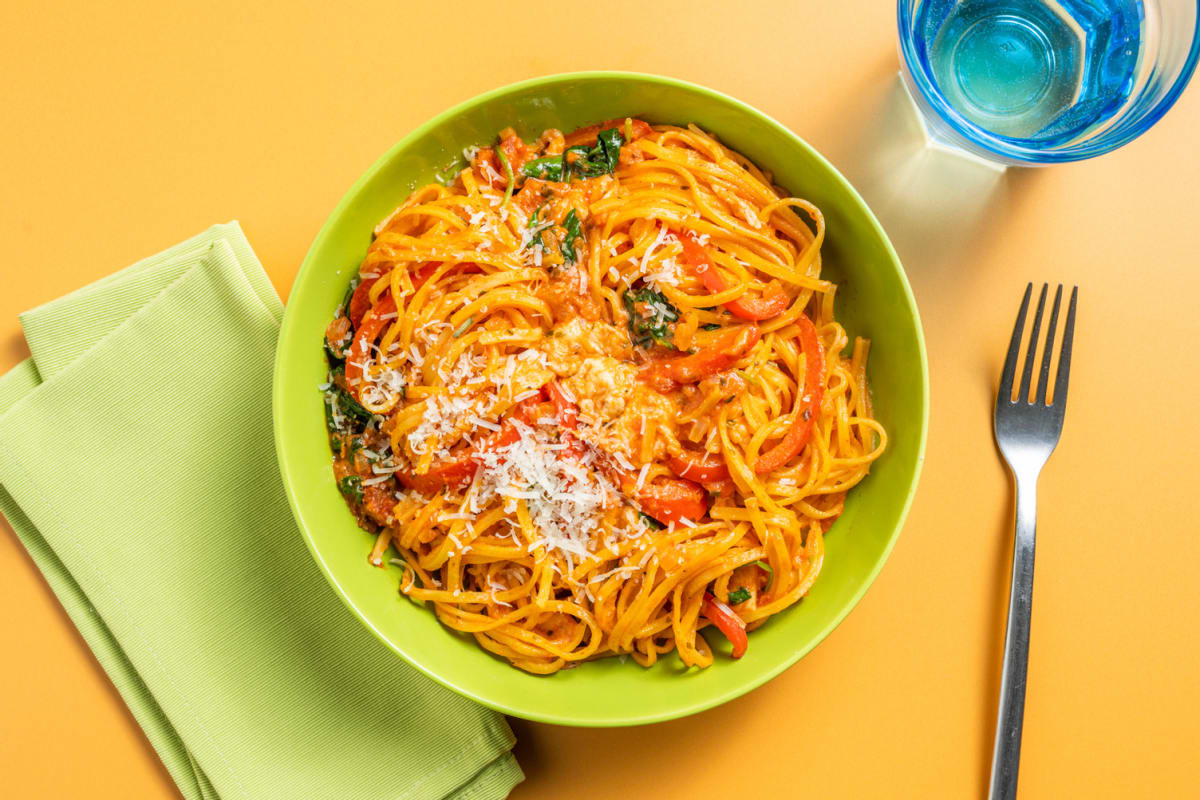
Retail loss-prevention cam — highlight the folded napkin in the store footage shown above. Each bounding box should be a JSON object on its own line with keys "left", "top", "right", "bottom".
{"left": 0, "top": 223, "right": 522, "bottom": 800}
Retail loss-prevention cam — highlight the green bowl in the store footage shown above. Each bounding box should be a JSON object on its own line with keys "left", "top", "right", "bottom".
{"left": 274, "top": 71, "right": 928, "bottom": 726}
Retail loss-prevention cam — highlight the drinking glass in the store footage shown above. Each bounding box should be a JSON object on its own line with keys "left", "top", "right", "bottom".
{"left": 898, "top": 0, "right": 1200, "bottom": 164}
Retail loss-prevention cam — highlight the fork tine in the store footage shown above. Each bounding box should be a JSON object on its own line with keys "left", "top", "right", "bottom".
{"left": 1017, "top": 284, "right": 1048, "bottom": 403}
{"left": 1035, "top": 285, "right": 1063, "bottom": 405}
{"left": 999, "top": 283, "right": 1032, "bottom": 401}
{"left": 1052, "top": 286, "right": 1078, "bottom": 407}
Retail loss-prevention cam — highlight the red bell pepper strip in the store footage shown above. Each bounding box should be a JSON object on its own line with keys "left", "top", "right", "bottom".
{"left": 678, "top": 235, "right": 789, "bottom": 322}
{"left": 564, "top": 117, "right": 653, "bottom": 147}
{"left": 702, "top": 592, "right": 748, "bottom": 659}
{"left": 667, "top": 449, "right": 730, "bottom": 482}
{"left": 641, "top": 325, "right": 760, "bottom": 391}
{"left": 634, "top": 477, "right": 708, "bottom": 526}
{"left": 398, "top": 422, "right": 521, "bottom": 494}
{"left": 545, "top": 380, "right": 578, "bottom": 430}
{"left": 348, "top": 275, "right": 386, "bottom": 328}
{"left": 546, "top": 381, "right": 709, "bottom": 526}
{"left": 412, "top": 261, "right": 482, "bottom": 293}
{"left": 398, "top": 392, "right": 542, "bottom": 493}
{"left": 410, "top": 262, "right": 441, "bottom": 292}
{"left": 345, "top": 294, "right": 398, "bottom": 396}
{"left": 545, "top": 380, "right": 587, "bottom": 459}
{"left": 353, "top": 262, "right": 480, "bottom": 327}
{"left": 753, "top": 311, "right": 825, "bottom": 474}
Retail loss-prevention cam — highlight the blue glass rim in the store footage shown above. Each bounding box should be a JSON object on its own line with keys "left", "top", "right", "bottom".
{"left": 897, "top": 1, "right": 1200, "bottom": 164}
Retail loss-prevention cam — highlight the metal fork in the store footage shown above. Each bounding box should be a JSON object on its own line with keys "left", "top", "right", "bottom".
{"left": 989, "top": 283, "right": 1077, "bottom": 800}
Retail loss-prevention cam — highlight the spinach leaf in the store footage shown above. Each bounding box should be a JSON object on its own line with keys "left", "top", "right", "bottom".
{"left": 323, "top": 339, "right": 346, "bottom": 366}
{"left": 727, "top": 587, "right": 751, "bottom": 604}
{"left": 521, "top": 155, "right": 565, "bottom": 182}
{"left": 518, "top": 128, "right": 625, "bottom": 183}
{"left": 573, "top": 129, "right": 624, "bottom": 178}
{"left": 595, "top": 127, "right": 624, "bottom": 173}
{"left": 623, "top": 287, "right": 679, "bottom": 349}
{"left": 524, "top": 204, "right": 551, "bottom": 251}
{"left": 324, "top": 385, "right": 372, "bottom": 433}
{"left": 560, "top": 209, "right": 583, "bottom": 265}
{"left": 338, "top": 475, "right": 363, "bottom": 504}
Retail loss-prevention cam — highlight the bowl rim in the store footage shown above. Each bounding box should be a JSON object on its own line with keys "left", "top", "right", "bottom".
{"left": 273, "top": 70, "right": 929, "bottom": 726}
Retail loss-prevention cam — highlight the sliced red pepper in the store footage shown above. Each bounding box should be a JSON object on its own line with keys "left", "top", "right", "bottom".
{"left": 410, "top": 262, "right": 441, "bottom": 292}
{"left": 641, "top": 325, "right": 760, "bottom": 391}
{"left": 636, "top": 477, "right": 708, "bottom": 526}
{"left": 345, "top": 294, "right": 398, "bottom": 396}
{"left": 703, "top": 478, "right": 737, "bottom": 502}
{"left": 349, "top": 261, "right": 479, "bottom": 328}
{"left": 702, "top": 592, "right": 748, "bottom": 659}
{"left": 678, "top": 235, "right": 789, "bottom": 322}
{"left": 545, "top": 380, "right": 587, "bottom": 459}
{"left": 398, "top": 392, "right": 542, "bottom": 493}
{"left": 412, "top": 261, "right": 482, "bottom": 293}
{"left": 667, "top": 449, "right": 730, "bottom": 482}
{"left": 398, "top": 422, "right": 520, "bottom": 494}
{"left": 545, "top": 380, "right": 578, "bottom": 430}
{"left": 754, "top": 312, "right": 825, "bottom": 474}
{"left": 348, "top": 275, "right": 387, "bottom": 328}
{"left": 564, "top": 117, "right": 653, "bottom": 147}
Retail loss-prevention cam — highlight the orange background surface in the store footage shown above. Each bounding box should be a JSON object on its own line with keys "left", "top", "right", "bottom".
{"left": 2, "top": 1, "right": 1199, "bottom": 797}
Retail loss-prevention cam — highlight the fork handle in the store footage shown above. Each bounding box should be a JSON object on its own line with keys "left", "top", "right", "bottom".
{"left": 989, "top": 473, "right": 1037, "bottom": 800}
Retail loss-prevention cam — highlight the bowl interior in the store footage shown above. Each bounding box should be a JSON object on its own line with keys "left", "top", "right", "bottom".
{"left": 274, "top": 72, "right": 928, "bottom": 726}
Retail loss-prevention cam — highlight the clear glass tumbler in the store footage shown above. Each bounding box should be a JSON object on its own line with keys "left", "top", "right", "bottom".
{"left": 898, "top": 0, "right": 1200, "bottom": 164}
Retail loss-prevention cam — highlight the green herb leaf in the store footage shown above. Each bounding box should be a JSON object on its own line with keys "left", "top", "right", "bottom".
{"left": 452, "top": 318, "right": 473, "bottom": 338}
{"left": 521, "top": 154, "right": 565, "bottom": 182}
{"left": 595, "top": 127, "right": 624, "bottom": 173}
{"left": 324, "top": 385, "right": 372, "bottom": 433}
{"left": 623, "top": 287, "right": 679, "bottom": 349}
{"left": 561, "top": 209, "right": 583, "bottom": 265}
{"left": 753, "top": 559, "right": 775, "bottom": 591}
{"left": 639, "top": 511, "right": 664, "bottom": 530}
{"left": 495, "top": 148, "right": 515, "bottom": 209}
{"left": 323, "top": 339, "right": 346, "bottom": 366}
{"left": 727, "top": 587, "right": 752, "bottom": 605}
{"left": 522, "top": 129, "right": 625, "bottom": 184}
{"left": 572, "top": 130, "right": 624, "bottom": 178}
{"left": 701, "top": 323, "right": 722, "bottom": 331}
{"left": 338, "top": 475, "right": 363, "bottom": 504}
{"left": 524, "top": 204, "right": 551, "bottom": 251}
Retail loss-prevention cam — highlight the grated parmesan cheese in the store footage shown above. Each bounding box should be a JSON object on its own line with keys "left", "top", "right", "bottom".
{"left": 635, "top": 463, "right": 650, "bottom": 491}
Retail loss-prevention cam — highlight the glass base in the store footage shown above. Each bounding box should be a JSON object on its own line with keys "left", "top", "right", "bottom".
{"left": 898, "top": 70, "right": 1011, "bottom": 171}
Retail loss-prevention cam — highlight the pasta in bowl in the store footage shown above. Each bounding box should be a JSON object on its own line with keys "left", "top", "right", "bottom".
{"left": 275, "top": 72, "right": 926, "bottom": 725}
{"left": 321, "top": 119, "right": 885, "bottom": 674}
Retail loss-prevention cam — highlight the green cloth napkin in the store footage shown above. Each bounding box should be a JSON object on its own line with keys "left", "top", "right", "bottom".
{"left": 0, "top": 223, "right": 523, "bottom": 800}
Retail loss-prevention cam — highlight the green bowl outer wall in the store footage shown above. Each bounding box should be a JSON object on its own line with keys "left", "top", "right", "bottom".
{"left": 274, "top": 71, "right": 928, "bottom": 727}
